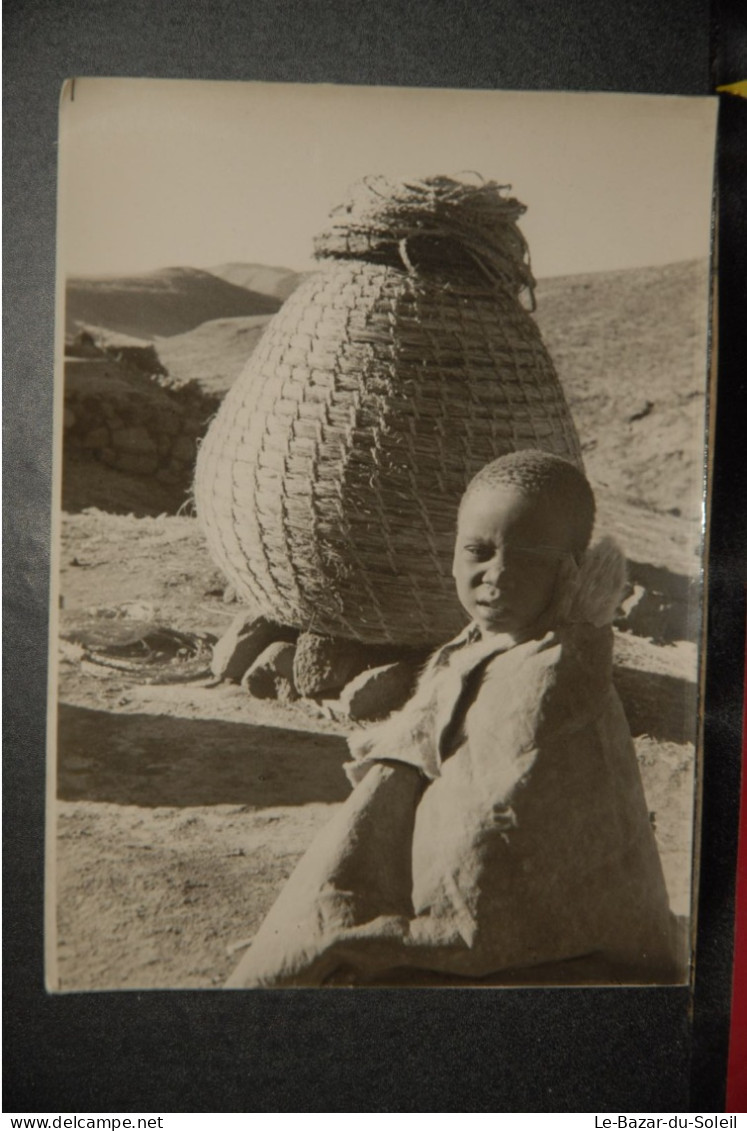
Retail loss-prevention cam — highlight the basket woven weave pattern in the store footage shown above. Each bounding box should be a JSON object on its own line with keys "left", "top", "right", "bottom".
{"left": 195, "top": 261, "right": 582, "bottom": 645}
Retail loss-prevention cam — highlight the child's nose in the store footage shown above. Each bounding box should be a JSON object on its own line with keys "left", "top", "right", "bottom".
{"left": 482, "top": 550, "right": 509, "bottom": 585}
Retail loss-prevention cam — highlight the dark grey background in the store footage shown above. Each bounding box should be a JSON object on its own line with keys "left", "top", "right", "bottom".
{"left": 5, "top": 0, "right": 746, "bottom": 1112}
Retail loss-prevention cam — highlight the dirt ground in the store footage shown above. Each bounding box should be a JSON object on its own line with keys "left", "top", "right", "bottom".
{"left": 52, "top": 507, "right": 699, "bottom": 991}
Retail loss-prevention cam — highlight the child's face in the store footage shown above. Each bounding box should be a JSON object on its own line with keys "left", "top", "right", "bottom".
{"left": 453, "top": 484, "right": 574, "bottom": 639}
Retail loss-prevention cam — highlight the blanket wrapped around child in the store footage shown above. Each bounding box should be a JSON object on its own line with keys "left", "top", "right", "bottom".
{"left": 226, "top": 539, "right": 683, "bottom": 987}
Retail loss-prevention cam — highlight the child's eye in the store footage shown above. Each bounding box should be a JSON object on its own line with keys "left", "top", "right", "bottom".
{"left": 463, "top": 544, "right": 493, "bottom": 561}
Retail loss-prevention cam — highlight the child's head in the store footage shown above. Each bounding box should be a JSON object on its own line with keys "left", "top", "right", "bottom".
{"left": 453, "top": 450, "right": 595, "bottom": 640}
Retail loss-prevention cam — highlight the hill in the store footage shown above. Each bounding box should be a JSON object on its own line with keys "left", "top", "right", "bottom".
{"left": 157, "top": 315, "right": 272, "bottom": 397}
{"left": 210, "top": 262, "right": 306, "bottom": 301}
{"left": 534, "top": 259, "right": 710, "bottom": 520}
{"left": 65, "top": 266, "right": 281, "bottom": 340}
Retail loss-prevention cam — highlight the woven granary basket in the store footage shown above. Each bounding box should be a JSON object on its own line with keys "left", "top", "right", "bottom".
{"left": 195, "top": 176, "right": 583, "bottom": 646}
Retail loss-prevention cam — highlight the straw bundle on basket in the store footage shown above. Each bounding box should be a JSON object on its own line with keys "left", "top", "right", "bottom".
{"left": 195, "top": 176, "right": 582, "bottom": 647}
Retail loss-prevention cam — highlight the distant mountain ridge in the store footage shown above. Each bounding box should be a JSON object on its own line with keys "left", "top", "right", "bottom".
{"left": 209, "top": 262, "right": 307, "bottom": 301}
{"left": 65, "top": 266, "right": 281, "bottom": 340}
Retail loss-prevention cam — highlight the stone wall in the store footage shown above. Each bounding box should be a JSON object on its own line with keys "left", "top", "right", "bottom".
{"left": 63, "top": 356, "right": 218, "bottom": 501}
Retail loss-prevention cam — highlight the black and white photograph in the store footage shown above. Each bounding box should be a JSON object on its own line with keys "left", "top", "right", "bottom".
{"left": 48, "top": 79, "right": 717, "bottom": 991}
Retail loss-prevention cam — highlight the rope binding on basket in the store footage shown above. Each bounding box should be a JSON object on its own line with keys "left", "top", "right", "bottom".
{"left": 313, "top": 174, "right": 537, "bottom": 310}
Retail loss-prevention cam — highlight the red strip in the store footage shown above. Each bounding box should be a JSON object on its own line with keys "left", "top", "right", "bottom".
{"left": 726, "top": 615, "right": 747, "bottom": 1112}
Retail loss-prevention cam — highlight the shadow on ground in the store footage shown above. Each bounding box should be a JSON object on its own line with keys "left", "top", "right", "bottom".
{"left": 57, "top": 704, "right": 350, "bottom": 808}
{"left": 614, "top": 666, "right": 697, "bottom": 746}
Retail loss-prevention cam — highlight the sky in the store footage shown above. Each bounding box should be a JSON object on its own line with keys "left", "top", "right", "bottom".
{"left": 58, "top": 79, "right": 718, "bottom": 281}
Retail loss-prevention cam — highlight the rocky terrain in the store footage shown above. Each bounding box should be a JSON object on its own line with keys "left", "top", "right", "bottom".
{"left": 535, "top": 260, "right": 710, "bottom": 522}
{"left": 50, "top": 257, "right": 710, "bottom": 991}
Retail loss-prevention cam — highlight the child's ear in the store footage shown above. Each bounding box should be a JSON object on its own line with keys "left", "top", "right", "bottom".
{"left": 549, "top": 554, "right": 581, "bottom": 626}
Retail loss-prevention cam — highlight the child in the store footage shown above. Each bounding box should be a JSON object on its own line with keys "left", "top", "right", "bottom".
{"left": 226, "top": 450, "right": 681, "bottom": 988}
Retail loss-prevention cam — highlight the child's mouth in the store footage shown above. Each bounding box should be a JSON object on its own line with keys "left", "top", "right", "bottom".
{"left": 477, "top": 591, "right": 503, "bottom": 606}
{"left": 477, "top": 597, "right": 508, "bottom": 614}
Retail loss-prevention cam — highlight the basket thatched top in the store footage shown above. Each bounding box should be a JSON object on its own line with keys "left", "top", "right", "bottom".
{"left": 313, "top": 175, "right": 536, "bottom": 307}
